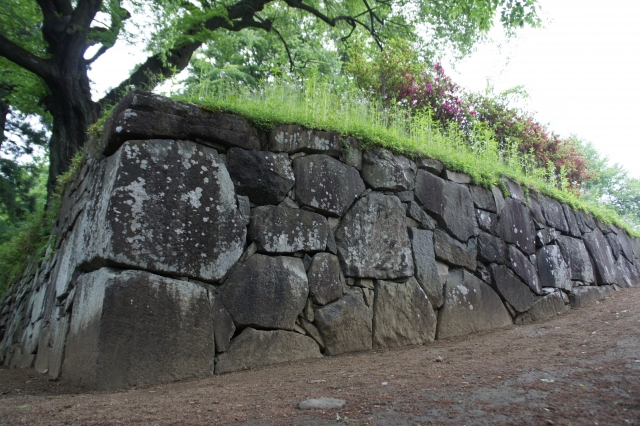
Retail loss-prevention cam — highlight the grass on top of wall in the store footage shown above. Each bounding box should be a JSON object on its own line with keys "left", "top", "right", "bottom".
{"left": 174, "top": 79, "right": 639, "bottom": 237}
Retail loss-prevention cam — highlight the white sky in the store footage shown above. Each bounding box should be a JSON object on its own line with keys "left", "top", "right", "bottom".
{"left": 443, "top": 0, "right": 640, "bottom": 178}
{"left": 89, "top": 0, "right": 640, "bottom": 177}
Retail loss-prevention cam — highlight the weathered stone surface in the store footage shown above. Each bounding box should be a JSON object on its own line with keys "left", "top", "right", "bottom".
{"left": 210, "top": 293, "right": 235, "bottom": 353}
{"left": 477, "top": 231, "right": 506, "bottom": 264}
{"left": 506, "top": 245, "right": 542, "bottom": 294}
{"left": 476, "top": 209, "right": 498, "bottom": 234}
{"left": 299, "top": 397, "right": 346, "bottom": 410}
{"left": 335, "top": 193, "right": 413, "bottom": 279}
{"left": 491, "top": 186, "right": 506, "bottom": 215}
{"left": 605, "top": 233, "right": 623, "bottom": 260}
{"left": 409, "top": 228, "right": 443, "bottom": 309}
{"left": 416, "top": 158, "right": 444, "bottom": 175}
{"left": 340, "top": 137, "right": 362, "bottom": 170}
{"left": 415, "top": 170, "right": 478, "bottom": 241}
{"left": 269, "top": 125, "right": 342, "bottom": 156}
{"left": 362, "top": 148, "right": 416, "bottom": 191}
{"left": 308, "top": 253, "right": 344, "bottom": 306}
{"left": 614, "top": 230, "right": 635, "bottom": 263}
{"left": 215, "top": 328, "right": 322, "bottom": 374}
{"left": 313, "top": 290, "right": 372, "bottom": 356}
{"left": 249, "top": 206, "right": 329, "bottom": 253}
{"left": 62, "top": 268, "right": 214, "bottom": 389}
{"left": 372, "top": 278, "right": 437, "bottom": 348}
{"left": 237, "top": 195, "right": 251, "bottom": 224}
{"left": 443, "top": 169, "right": 472, "bottom": 184}
{"left": 556, "top": 236, "right": 595, "bottom": 284}
{"left": 504, "top": 178, "right": 525, "bottom": 202}
{"left": 293, "top": 155, "right": 365, "bottom": 217}
{"left": 495, "top": 198, "right": 536, "bottom": 255}
{"left": 298, "top": 317, "right": 325, "bottom": 349}
{"left": 527, "top": 195, "right": 546, "bottom": 226}
{"left": 434, "top": 229, "right": 477, "bottom": 271}
{"left": 575, "top": 210, "right": 596, "bottom": 234}
{"left": 514, "top": 292, "right": 569, "bottom": 324}
{"left": 582, "top": 230, "right": 619, "bottom": 285}
{"left": 537, "top": 245, "right": 572, "bottom": 291}
{"left": 406, "top": 201, "right": 437, "bottom": 230}
{"left": 489, "top": 264, "right": 535, "bottom": 313}
{"left": 536, "top": 228, "right": 559, "bottom": 247}
{"left": 469, "top": 185, "right": 496, "bottom": 213}
{"left": 539, "top": 194, "right": 569, "bottom": 233}
{"left": 101, "top": 90, "right": 260, "bottom": 155}
{"left": 569, "top": 285, "right": 615, "bottom": 309}
{"left": 616, "top": 256, "right": 640, "bottom": 288}
{"left": 562, "top": 204, "right": 581, "bottom": 237}
{"left": 436, "top": 269, "right": 512, "bottom": 340}
{"left": 220, "top": 254, "right": 308, "bottom": 331}
{"left": 226, "top": 148, "right": 294, "bottom": 205}
{"left": 87, "top": 139, "right": 246, "bottom": 282}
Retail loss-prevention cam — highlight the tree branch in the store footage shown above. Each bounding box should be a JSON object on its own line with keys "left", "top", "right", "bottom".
{"left": 85, "top": 44, "right": 109, "bottom": 64}
{"left": 0, "top": 34, "right": 53, "bottom": 80}
{"left": 99, "top": 0, "right": 275, "bottom": 107}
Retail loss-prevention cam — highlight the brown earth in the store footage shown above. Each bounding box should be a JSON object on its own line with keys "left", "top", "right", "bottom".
{"left": 1, "top": 288, "right": 639, "bottom": 426}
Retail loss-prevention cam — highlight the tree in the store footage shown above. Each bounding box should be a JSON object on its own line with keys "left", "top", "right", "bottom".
{"left": 0, "top": 0, "right": 540, "bottom": 198}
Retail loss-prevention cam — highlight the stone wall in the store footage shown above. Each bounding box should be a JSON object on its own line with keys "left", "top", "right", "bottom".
{"left": 1, "top": 90, "right": 639, "bottom": 389}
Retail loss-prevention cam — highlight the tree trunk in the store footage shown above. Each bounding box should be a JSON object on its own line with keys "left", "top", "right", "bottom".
{"left": 45, "top": 60, "right": 99, "bottom": 201}
{"left": 0, "top": 98, "right": 8, "bottom": 150}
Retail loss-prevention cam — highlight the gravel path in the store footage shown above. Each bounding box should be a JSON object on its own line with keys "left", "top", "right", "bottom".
{"left": 1, "top": 287, "right": 639, "bottom": 425}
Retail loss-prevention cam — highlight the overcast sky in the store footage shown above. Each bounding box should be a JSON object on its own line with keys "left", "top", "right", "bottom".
{"left": 444, "top": 0, "right": 640, "bottom": 178}
{"left": 90, "top": 0, "right": 640, "bottom": 177}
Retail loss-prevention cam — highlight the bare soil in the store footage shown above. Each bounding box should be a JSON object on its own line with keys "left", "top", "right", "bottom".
{"left": 1, "top": 288, "right": 639, "bottom": 426}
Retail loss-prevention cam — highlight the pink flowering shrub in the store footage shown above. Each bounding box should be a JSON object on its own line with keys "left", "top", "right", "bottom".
{"left": 347, "top": 40, "right": 592, "bottom": 190}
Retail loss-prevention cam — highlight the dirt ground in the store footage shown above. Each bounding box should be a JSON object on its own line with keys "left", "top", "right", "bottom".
{"left": 1, "top": 288, "right": 639, "bottom": 426}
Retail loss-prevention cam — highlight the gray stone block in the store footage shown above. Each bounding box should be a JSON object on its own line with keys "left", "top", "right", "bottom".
{"left": 434, "top": 229, "right": 477, "bottom": 271}
{"left": 436, "top": 269, "right": 512, "bottom": 340}
{"left": 226, "top": 148, "right": 294, "bottom": 205}
{"left": 293, "top": 155, "right": 366, "bottom": 217}
{"left": 372, "top": 277, "right": 437, "bottom": 348}
{"left": 583, "top": 229, "right": 618, "bottom": 285}
{"left": 539, "top": 194, "right": 569, "bottom": 233}
{"left": 409, "top": 228, "right": 443, "bottom": 309}
{"left": 514, "top": 292, "right": 569, "bottom": 324}
{"left": 335, "top": 193, "right": 414, "bottom": 279}
{"left": 469, "top": 185, "right": 496, "bottom": 212}
{"left": 489, "top": 264, "right": 534, "bottom": 313}
{"left": 269, "top": 125, "right": 342, "bottom": 156}
{"left": 308, "top": 253, "right": 344, "bottom": 306}
{"left": 507, "top": 245, "right": 542, "bottom": 294}
{"left": 477, "top": 231, "right": 506, "bottom": 264}
{"left": 215, "top": 328, "right": 322, "bottom": 374}
{"left": 415, "top": 170, "right": 478, "bottom": 242}
{"left": 496, "top": 198, "right": 536, "bottom": 255}
{"left": 556, "top": 236, "right": 595, "bottom": 284}
{"left": 220, "top": 254, "right": 308, "bottom": 330}
{"left": 362, "top": 148, "right": 417, "bottom": 191}
{"left": 569, "top": 285, "right": 615, "bottom": 309}
{"left": 249, "top": 206, "right": 329, "bottom": 253}
{"left": 537, "top": 245, "right": 572, "bottom": 291}
{"left": 62, "top": 268, "right": 215, "bottom": 389}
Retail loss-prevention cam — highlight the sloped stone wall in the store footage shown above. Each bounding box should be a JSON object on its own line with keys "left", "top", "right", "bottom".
{"left": 1, "top": 90, "right": 639, "bottom": 389}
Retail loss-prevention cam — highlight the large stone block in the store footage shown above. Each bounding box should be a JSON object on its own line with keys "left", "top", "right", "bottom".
{"left": 605, "top": 233, "right": 623, "bottom": 260}
{"left": 506, "top": 245, "right": 542, "bottom": 294}
{"left": 226, "top": 148, "right": 295, "bottom": 205}
{"left": 269, "top": 125, "right": 342, "bottom": 156}
{"left": 556, "top": 236, "right": 595, "bottom": 284}
{"left": 477, "top": 231, "right": 506, "bottom": 264}
{"left": 293, "top": 155, "right": 366, "bottom": 217}
{"left": 575, "top": 210, "right": 597, "bottom": 234}
{"left": 539, "top": 194, "right": 569, "bottom": 233}
{"left": 308, "top": 253, "right": 344, "bottom": 306}
{"left": 495, "top": 198, "right": 536, "bottom": 255}
{"left": 436, "top": 269, "right": 512, "bottom": 340}
{"left": 569, "top": 285, "right": 615, "bottom": 309}
{"left": 249, "top": 206, "right": 329, "bottom": 253}
{"left": 101, "top": 90, "right": 260, "bottom": 155}
{"left": 210, "top": 293, "right": 235, "bottom": 353}
{"left": 62, "top": 268, "right": 215, "bottom": 389}
{"left": 220, "top": 254, "right": 308, "bottom": 331}
{"left": 85, "top": 139, "right": 246, "bottom": 282}
{"left": 582, "top": 229, "right": 618, "bottom": 285}
{"left": 434, "top": 229, "right": 477, "bottom": 271}
{"left": 335, "top": 193, "right": 414, "bottom": 279}
{"left": 414, "top": 170, "right": 478, "bottom": 241}
{"left": 562, "top": 204, "right": 581, "bottom": 237}
{"left": 215, "top": 328, "right": 322, "bottom": 374}
{"left": 361, "top": 148, "right": 416, "bottom": 191}
{"left": 489, "top": 264, "right": 534, "bottom": 313}
{"left": 313, "top": 290, "right": 372, "bottom": 355}
{"left": 514, "top": 292, "right": 569, "bottom": 324}
{"left": 615, "top": 256, "right": 640, "bottom": 288}
{"left": 537, "top": 245, "right": 572, "bottom": 291}
{"left": 372, "top": 277, "right": 437, "bottom": 348}
{"left": 469, "top": 185, "right": 497, "bottom": 213}
{"left": 409, "top": 228, "right": 443, "bottom": 309}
